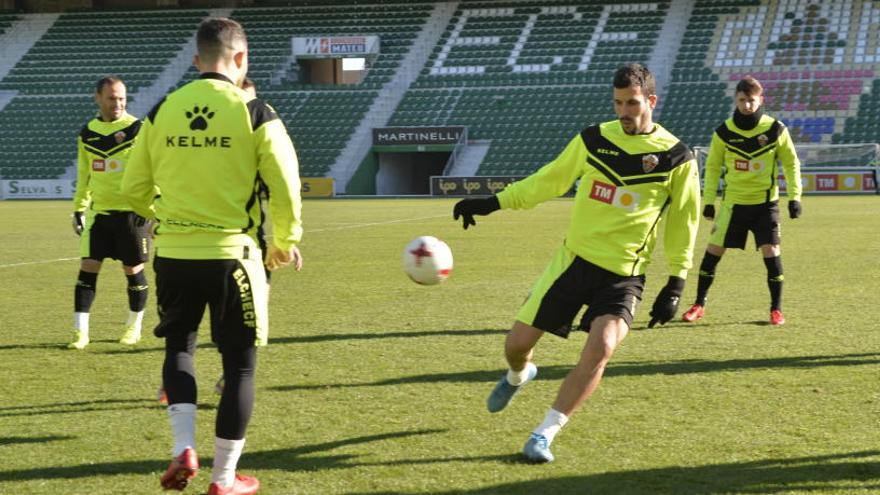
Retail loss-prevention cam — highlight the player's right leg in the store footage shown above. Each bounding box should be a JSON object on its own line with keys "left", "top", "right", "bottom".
{"left": 684, "top": 204, "right": 741, "bottom": 323}
{"left": 154, "top": 257, "right": 207, "bottom": 490}
{"left": 683, "top": 244, "right": 724, "bottom": 322}
{"left": 70, "top": 258, "right": 102, "bottom": 350}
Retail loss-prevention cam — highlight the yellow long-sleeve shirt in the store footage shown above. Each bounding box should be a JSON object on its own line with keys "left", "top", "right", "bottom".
{"left": 121, "top": 73, "right": 302, "bottom": 260}
{"left": 497, "top": 120, "right": 701, "bottom": 278}
{"left": 72, "top": 112, "right": 141, "bottom": 213}
{"left": 703, "top": 114, "right": 802, "bottom": 205}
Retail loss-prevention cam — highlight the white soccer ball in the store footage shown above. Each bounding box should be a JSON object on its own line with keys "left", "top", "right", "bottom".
{"left": 402, "top": 236, "right": 453, "bottom": 285}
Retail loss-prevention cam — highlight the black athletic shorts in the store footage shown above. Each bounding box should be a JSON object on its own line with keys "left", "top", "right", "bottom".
{"left": 519, "top": 247, "right": 645, "bottom": 338}
{"left": 152, "top": 256, "right": 269, "bottom": 352}
{"left": 81, "top": 211, "right": 151, "bottom": 265}
{"left": 711, "top": 200, "right": 781, "bottom": 249}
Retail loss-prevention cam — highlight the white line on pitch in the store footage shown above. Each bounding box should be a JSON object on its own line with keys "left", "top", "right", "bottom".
{"left": 0, "top": 257, "right": 79, "bottom": 269}
{"left": 0, "top": 214, "right": 449, "bottom": 268}
{"left": 308, "top": 214, "right": 448, "bottom": 233}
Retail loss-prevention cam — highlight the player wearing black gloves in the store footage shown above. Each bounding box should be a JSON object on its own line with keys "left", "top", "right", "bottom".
{"left": 68, "top": 76, "right": 151, "bottom": 350}
{"left": 452, "top": 64, "right": 700, "bottom": 464}
{"left": 682, "top": 76, "right": 802, "bottom": 326}
{"left": 452, "top": 196, "right": 500, "bottom": 229}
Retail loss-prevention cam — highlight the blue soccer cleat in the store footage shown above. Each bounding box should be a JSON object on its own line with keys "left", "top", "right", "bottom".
{"left": 486, "top": 362, "right": 537, "bottom": 413}
{"left": 522, "top": 433, "right": 554, "bottom": 463}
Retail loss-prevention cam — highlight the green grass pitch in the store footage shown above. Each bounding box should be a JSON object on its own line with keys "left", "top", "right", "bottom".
{"left": 1, "top": 197, "right": 879, "bottom": 494}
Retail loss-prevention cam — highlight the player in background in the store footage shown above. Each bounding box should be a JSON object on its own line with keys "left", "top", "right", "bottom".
{"left": 122, "top": 18, "right": 303, "bottom": 495}
{"left": 157, "top": 77, "right": 266, "bottom": 405}
{"left": 681, "top": 76, "right": 802, "bottom": 326}
{"left": 69, "top": 76, "right": 150, "bottom": 350}
{"left": 453, "top": 64, "right": 700, "bottom": 463}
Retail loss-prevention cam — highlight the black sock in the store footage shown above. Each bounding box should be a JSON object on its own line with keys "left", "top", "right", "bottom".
{"left": 126, "top": 271, "right": 149, "bottom": 312}
{"left": 764, "top": 256, "right": 784, "bottom": 311}
{"left": 74, "top": 270, "right": 98, "bottom": 312}
{"left": 695, "top": 252, "right": 721, "bottom": 306}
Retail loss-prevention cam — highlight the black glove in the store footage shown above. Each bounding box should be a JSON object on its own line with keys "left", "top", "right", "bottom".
{"left": 702, "top": 204, "right": 715, "bottom": 220}
{"left": 648, "top": 276, "right": 686, "bottom": 328}
{"left": 134, "top": 214, "right": 147, "bottom": 228}
{"left": 72, "top": 211, "right": 84, "bottom": 236}
{"left": 452, "top": 196, "right": 500, "bottom": 230}
{"left": 788, "top": 200, "right": 801, "bottom": 219}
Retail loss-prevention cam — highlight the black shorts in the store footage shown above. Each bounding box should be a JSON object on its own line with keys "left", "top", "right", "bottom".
{"left": 153, "top": 256, "right": 269, "bottom": 352}
{"left": 518, "top": 247, "right": 645, "bottom": 338}
{"left": 712, "top": 201, "right": 781, "bottom": 249}
{"left": 82, "top": 211, "right": 151, "bottom": 265}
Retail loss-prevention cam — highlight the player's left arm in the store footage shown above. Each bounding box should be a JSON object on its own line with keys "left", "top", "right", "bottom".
{"left": 254, "top": 116, "right": 302, "bottom": 260}
{"left": 664, "top": 157, "right": 701, "bottom": 280}
{"left": 647, "top": 157, "right": 701, "bottom": 328}
{"left": 120, "top": 118, "right": 156, "bottom": 220}
{"left": 776, "top": 125, "right": 803, "bottom": 218}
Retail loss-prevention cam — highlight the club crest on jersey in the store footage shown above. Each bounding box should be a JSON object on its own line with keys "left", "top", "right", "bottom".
{"left": 589, "top": 180, "right": 640, "bottom": 211}
{"left": 114, "top": 131, "right": 126, "bottom": 144}
{"left": 757, "top": 134, "right": 769, "bottom": 147}
{"left": 642, "top": 154, "right": 659, "bottom": 173}
{"left": 92, "top": 159, "right": 105, "bottom": 171}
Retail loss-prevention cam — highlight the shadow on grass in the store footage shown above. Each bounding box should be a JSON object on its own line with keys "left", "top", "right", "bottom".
{"left": 1, "top": 329, "right": 505, "bottom": 354}
{"left": 0, "top": 435, "right": 74, "bottom": 446}
{"left": 269, "top": 352, "right": 880, "bottom": 391}
{"left": 0, "top": 429, "right": 449, "bottom": 481}
{"left": 0, "top": 398, "right": 215, "bottom": 418}
{"left": 350, "top": 450, "right": 880, "bottom": 495}
{"left": 269, "top": 328, "right": 506, "bottom": 345}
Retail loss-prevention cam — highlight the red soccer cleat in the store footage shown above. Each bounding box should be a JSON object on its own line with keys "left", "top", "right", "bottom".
{"left": 160, "top": 447, "right": 199, "bottom": 491}
{"left": 682, "top": 304, "right": 705, "bottom": 322}
{"left": 207, "top": 474, "right": 260, "bottom": 495}
{"left": 770, "top": 309, "right": 785, "bottom": 326}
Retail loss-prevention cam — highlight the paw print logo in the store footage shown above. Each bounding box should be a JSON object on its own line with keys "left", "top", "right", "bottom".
{"left": 186, "top": 105, "right": 214, "bottom": 131}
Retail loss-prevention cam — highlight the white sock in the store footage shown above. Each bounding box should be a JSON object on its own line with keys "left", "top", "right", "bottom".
{"left": 506, "top": 362, "right": 535, "bottom": 386}
{"left": 533, "top": 408, "right": 569, "bottom": 444}
{"left": 167, "top": 403, "right": 197, "bottom": 456}
{"left": 212, "top": 437, "right": 246, "bottom": 487}
{"left": 125, "top": 310, "right": 144, "bottom": 328}
{"left": 74, "top": 312, "right": 89, "bottom": 332}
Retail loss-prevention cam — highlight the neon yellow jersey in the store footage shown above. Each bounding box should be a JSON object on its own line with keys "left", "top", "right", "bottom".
{"left": 497, "top": 120, "right": 701, "bottom": 278}
{"left": 121, "top": 73, "right": 302, "bottom": 260}
{"left": 703, "top": 114, "right": 802, "bottom": 205}
{"left": 72, "top": 112, "right": 141, "bottom": 213}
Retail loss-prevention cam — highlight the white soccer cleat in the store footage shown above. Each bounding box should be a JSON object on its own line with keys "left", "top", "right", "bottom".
{"left": 119, "top": 324, "right": 142, "bottom": 345}
{"left": 67, "top": 330, "right": 89, "bottom": 350}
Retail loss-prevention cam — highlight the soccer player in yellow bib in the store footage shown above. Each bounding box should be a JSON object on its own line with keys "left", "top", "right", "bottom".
{"left": 453, "top": 64, "right": 700, "bottom": 463}
{"left": 121, "top": 18, "right": 302, "bottom": 495}
{"left": 681, "top": 76, "right": 802, "bottom": 326}
{"left": 69, "top": 76, "right": 150, "bottom": 350}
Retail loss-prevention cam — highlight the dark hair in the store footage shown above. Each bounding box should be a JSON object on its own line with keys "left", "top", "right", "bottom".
{"left": 613, "top": 63, "right": 655, "bottom": 96}
{"left": 95, "top": 76, "right": 124, "bottom": 94}
{"left": 197, "top": 17, "right": 247, "bottom": 62}
{"left": 736, "top": 76, "right": 763, "bottom": 96}
{"left": 241, "top": 77, "right": 255, "bottom": 90}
